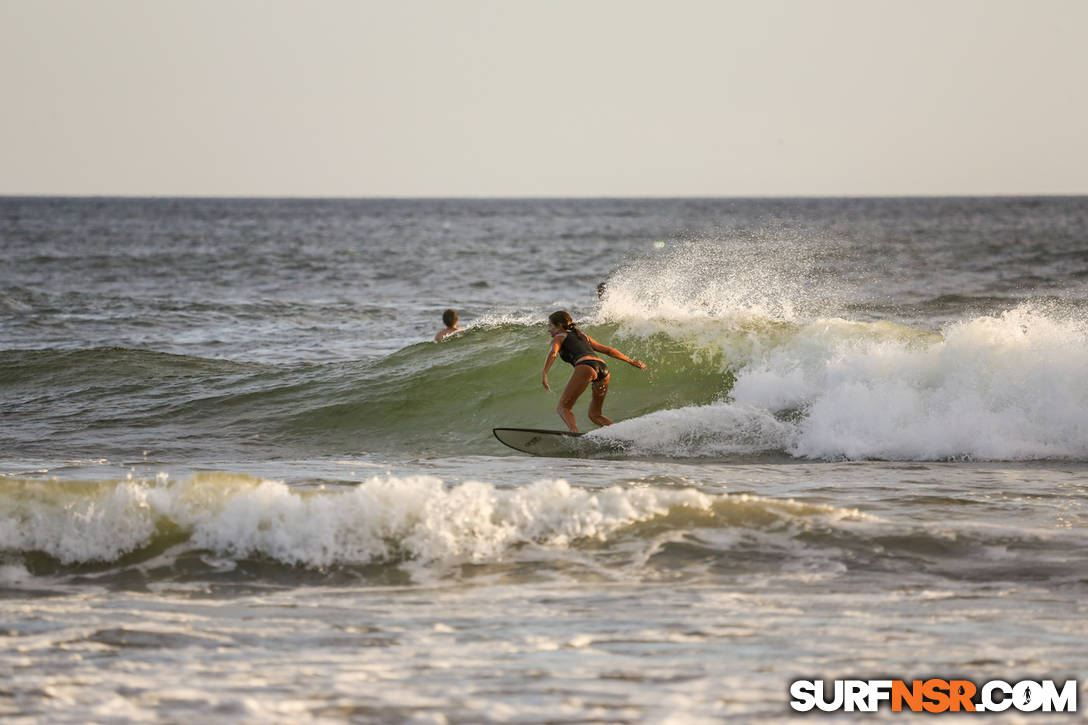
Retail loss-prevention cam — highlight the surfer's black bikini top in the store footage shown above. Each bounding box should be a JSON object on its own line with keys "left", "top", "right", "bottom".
{"left": 558, "top": 328, "right": 595, "bottom": 365}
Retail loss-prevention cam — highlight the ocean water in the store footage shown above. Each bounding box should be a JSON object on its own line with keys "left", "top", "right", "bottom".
{"left": 1, "top": 196, "right": 1087, "bottom": 722}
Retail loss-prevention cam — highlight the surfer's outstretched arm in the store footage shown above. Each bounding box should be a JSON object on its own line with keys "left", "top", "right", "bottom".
{"left": 586, "top": 336, "right": 647, "bottom": 370}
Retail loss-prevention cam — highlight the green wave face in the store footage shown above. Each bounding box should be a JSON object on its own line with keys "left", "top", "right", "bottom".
{"left": 273, "top": 322, "right": 742, "bottom": 456}
{"left": 0, "top": 320, "right": 744, "bottom": 459}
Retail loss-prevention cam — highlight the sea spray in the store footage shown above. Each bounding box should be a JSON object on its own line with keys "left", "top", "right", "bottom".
{"left": 597, "top": 236, "right": 843, "bottom": 327}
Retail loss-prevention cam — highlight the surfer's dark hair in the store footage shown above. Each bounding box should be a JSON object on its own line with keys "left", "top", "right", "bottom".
{"left": 442, "top": 309, "right": 457, "bottom": 327}
{"left": 548, "top": 310, "right": 585, "bottom": 338}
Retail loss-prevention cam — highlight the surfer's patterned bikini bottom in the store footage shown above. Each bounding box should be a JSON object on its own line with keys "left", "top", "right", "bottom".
{"left": 576, "top": 359, "right": 609, "bottom": 384}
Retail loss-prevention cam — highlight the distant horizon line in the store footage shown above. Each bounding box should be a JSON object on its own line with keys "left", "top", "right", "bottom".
{"left": 2, "top": 192, "right": 1086, "bottom": 201}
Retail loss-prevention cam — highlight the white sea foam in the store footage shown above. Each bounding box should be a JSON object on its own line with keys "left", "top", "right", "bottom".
{"left": 748, "top": 305, "right": 1088, "bottom": 460}
{"left": 0, "top": 561, "right": 33, "bottom": 586}
{"left": 0, "top": 475, "right": 719, "bottom": 566}
{"left": 592, "top": 404, "right": 796, "bottom": 457}
{"left": 601, "top": 304, "right": 1088, "bottom": 461}
{"left": 0, "top": 474, "right": 886, "bottom": 567}
{"left": 178, "top": 477, "right": 717, "bottom": 566}
{"left": 0, "top": 481, "right": 161, "bottom": 564}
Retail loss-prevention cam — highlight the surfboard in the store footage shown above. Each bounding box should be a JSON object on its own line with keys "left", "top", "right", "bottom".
{"left": 492, "top": 427, "right": 628, "bottom": 457}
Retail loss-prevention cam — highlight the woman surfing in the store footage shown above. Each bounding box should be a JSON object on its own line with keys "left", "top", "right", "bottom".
{"left": 541, "top": 310, "right": 647, "bottom": 433}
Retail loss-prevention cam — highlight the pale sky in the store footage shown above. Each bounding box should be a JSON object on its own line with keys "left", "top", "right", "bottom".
{"left": 1, "top": 0, "right": 1085, "bottom": 197}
